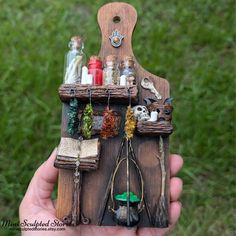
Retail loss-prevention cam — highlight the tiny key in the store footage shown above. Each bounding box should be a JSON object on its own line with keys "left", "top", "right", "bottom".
{"left": 141, "top": 78, "right": 162, "bottom": 100}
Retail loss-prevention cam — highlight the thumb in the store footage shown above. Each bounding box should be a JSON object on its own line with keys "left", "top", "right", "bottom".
{"left": 21, "top": 148, "right": 58, "bottom": 205}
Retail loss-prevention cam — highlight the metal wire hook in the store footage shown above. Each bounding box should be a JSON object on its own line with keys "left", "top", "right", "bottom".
{"left": 106, "top": 89, "right": 111, "bottom": 108}
{"left": 127, "top": 88, "right": 131, "bottom": 106}
{"left": 87, "top": 87, "right": 92, "bottom": 104}
{"left": 70, "top": 88, "right": 76, "bottom": 97}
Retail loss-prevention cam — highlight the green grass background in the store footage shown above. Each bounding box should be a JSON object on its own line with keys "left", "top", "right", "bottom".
{"left": 0, "top": 0, "right": 235, "bottom": 235}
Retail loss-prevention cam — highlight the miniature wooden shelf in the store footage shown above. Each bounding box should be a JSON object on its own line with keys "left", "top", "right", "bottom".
{"left": 136, "top": 120, "right": 173, "bottom": 136}
{"left": 59, "top": 84, "right": 138, "bottom": 104}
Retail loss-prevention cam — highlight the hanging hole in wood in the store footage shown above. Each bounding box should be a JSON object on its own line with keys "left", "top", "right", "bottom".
{"left": 113, "top": 16, "right": 121, "bottom": 23}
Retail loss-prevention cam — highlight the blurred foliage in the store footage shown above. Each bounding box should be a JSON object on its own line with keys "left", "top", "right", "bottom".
{"left": 0, "top": 0, "right": 235, "bottom": 235}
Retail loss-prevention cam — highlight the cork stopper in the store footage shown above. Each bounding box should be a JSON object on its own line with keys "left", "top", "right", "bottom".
{"left": 69, "top": 36, "right": 83, "bottom": 49}
{"left": 105, "top": 55, "right": 118, "bottom": 66}
{"left": 121, "top": 55, "right": 135, "bottom": 67}
{"left": 123, "top": 55, "right": 134, "bottom": 61}
{"left": 89, "top": 55, "right": 102, "bottom": 61}
{"left": 105, "top": 55, "right": 117, "bottom": 62}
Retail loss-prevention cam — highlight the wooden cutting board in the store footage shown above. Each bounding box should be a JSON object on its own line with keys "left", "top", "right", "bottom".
{"left": 55, "top": 2, "right": 172, "bottom": 228}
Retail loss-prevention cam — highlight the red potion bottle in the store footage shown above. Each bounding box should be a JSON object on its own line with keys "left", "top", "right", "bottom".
{"left": 88, "top": 56, "right": 103, "bottom": 86}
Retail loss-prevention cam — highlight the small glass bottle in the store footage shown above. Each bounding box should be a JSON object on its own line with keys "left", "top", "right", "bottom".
{"left": 120, "top": 56, "right": 136, "bottom": 86}
{"left": 103, "top": 55, "right": 120, "bottom": 85}
{"left": 64, "top": 36, "right": 85, "bottom": 84}
{"left": 88, "top": 56, "right": 103, "bottom": 86}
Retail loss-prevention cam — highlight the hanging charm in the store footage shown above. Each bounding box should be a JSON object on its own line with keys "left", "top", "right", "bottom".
{"left": 68, "top": 98, "right": 79, "bottom": 136}
{"left": 109, "top": 30, "right": 124, "bottom": 48}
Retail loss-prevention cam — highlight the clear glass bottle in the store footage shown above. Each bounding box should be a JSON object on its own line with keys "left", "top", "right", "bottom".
{"left": 120, "top": 55, "right": 136, "bottom": 86}
{"left": 64, "top": 36, "right": 86, "bottom": 84}
{"left": 103, "top": 55, "right": 120, "bottom": 85}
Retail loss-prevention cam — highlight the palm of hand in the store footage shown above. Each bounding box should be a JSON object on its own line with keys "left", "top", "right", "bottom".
{"left": 20, "top": 149, "right": 183, "bottom": 236}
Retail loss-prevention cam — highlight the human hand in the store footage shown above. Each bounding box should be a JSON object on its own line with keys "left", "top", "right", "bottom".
{"left": 19, "top": 148, "right": 183, "bottom": 236}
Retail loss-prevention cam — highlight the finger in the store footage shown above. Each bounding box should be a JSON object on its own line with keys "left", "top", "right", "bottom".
{"left": 170, "top": 177, "right": 183, "bottom": 202}
{"left": 170, "top": 154, "right": 183, "bottom": 177}
{"left": 36, "top": 148, "right": 58, "bottom": 200}
{"left": 169, "top": 201, "right": 182, "bottom": 225}
{"left": 25, "top": 148, "right": 58, "bottom": 202}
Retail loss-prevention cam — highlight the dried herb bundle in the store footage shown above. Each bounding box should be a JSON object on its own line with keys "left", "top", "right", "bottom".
{"left": 67, "top": 98, "right": 79, "bottom": 136}
{"left": 100, "top": 106, "right": 117, "bottom": 139}
{"left": 125, "top": 105, "right": 136, "bottom": 139}
{"left": 82, "top": 103, "right": 93, "bottom": 139}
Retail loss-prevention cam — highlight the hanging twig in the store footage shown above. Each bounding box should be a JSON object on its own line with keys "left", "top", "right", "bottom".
{"left": 154, "top": 136, "right": 168, "bottom": 227}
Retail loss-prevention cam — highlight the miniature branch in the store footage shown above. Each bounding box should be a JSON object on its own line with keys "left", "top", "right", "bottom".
{"left": 154, "top": 136, "right": 168, "bottom": 227}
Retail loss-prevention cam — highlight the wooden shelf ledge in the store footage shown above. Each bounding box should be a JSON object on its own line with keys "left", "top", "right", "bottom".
{"left": 136, "top": 120, "right": 173, "bottom": 136}
{"left": 58, "top": 84, "right": 138, "bottom": 104}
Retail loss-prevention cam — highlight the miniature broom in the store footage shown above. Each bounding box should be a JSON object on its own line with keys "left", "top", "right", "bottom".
{"left": 154, "top": 136, "right": 168, "bottom": 227}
